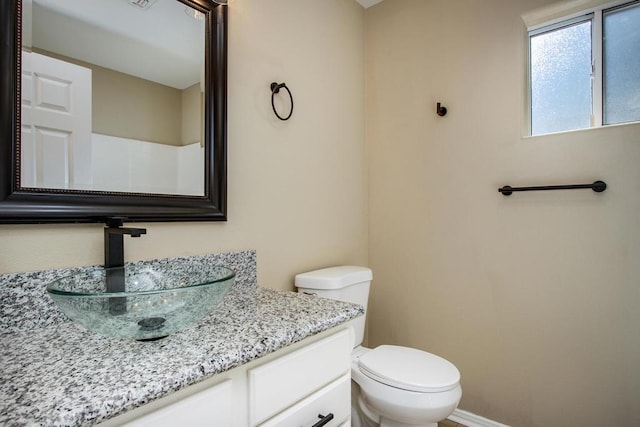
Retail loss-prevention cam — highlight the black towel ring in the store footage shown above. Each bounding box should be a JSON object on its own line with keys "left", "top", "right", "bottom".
{"left": 270, "top": 82, "right": 294, "bottom": 121}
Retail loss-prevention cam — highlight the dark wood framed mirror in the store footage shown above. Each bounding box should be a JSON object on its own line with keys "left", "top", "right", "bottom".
{"left": 0, "top": 0, "right": 227, "bottom": 223}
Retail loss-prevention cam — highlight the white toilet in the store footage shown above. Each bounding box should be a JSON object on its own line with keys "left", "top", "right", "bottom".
{"left": 295, "top": 266, "right": 462, "bottom": 427}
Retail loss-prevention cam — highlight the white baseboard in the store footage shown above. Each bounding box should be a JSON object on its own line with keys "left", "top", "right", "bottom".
{"left": 447, "top": 408, "right": 511, "bottom": 427}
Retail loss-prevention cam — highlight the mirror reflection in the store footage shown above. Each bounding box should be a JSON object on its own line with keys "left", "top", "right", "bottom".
{"left": 21, "top": 0, "right": 206, "bottom": 196}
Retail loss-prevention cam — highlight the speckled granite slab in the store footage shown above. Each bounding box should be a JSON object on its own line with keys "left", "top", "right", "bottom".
{"left": 0, "top": 250, "right": 257, "bottom": 333}
{"left": 0, "top": 251, "right": 363, "bottom": 427}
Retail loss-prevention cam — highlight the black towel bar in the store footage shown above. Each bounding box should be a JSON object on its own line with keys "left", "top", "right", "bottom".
{"left": 498, "top": 181, "right": 607, "bottom": 196}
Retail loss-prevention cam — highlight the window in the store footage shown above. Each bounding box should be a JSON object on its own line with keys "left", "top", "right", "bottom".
{"left": 528, "top": 0, "right": 640, "bottom": 136}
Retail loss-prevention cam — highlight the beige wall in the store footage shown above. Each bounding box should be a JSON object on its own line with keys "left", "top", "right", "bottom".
{"left": 181, "top": 83, "right": 203, "bottom": 146}
{"left": 95, "top": 70, "right": 200, "bottom": 146}
{"left": 366, "top": 1, "right": 640, "bottom": 426}
{"left": 92, "top": 64, "right": 183, "bottom": 145}
{"left": 0, "top": 0, "right": 367, "bottom": 290}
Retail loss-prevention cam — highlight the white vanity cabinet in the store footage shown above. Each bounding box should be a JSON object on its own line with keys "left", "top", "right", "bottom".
{"left": 120, "top": 380, "right": 233, "bottom": 427}
{"left": 100, "top": 326, "right": 352, "bottom": 427}
{"left": 249, "top": 327, "right": 352, "bottom": 426}
{"left": 256, "top": 374, "right": 350, "bottom": 427}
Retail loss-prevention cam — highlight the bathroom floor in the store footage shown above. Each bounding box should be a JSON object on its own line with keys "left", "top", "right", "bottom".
{"left": 439, "top": 419, "right": 468, "bottom": 427}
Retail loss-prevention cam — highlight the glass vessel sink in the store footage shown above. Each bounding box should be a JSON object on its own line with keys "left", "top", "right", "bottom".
{"left": 47, "top": 264, "right": 235, "bottom": 341}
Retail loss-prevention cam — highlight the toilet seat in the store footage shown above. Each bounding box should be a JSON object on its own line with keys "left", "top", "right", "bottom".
{"left": 358, "top": 345, "right": 460, "bottom": 393}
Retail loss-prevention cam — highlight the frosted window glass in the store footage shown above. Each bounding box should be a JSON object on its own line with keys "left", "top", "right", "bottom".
{"left": 603, "top": 3, "right": 640, "bottom": 125}
{"left": 530, "top": 21, "right": 592, "bottom": 135}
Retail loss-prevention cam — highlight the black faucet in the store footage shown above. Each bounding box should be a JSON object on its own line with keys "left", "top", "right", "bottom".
{"left": 104, "top": 217, "right": 147, "bottom": 314}
{"left": 104, "top": 217, "right": 147, "bottom": 269}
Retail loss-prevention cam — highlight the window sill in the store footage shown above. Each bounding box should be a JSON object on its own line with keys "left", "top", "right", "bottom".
{"left": 522, "top": 120, "right": 640, "bottom": 141}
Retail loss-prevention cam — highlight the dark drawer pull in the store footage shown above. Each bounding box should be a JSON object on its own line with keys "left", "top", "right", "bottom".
{"left": 310, "top": 413, "right": 334, "bottom": 427}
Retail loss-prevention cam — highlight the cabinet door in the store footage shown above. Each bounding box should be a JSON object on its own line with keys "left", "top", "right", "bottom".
{"left": 249, "top": 329, "right": 352, "bottom": 425}
{"left": 122, "top": 379, "right": 232, "bottom": 427}
{"left": 259, "top": 374, "right": 350, "bottom": 427}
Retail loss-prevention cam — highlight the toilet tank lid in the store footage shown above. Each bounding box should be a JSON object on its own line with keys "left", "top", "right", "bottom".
{"left": 294, "top": 266, "right": 372, "bottom": 290}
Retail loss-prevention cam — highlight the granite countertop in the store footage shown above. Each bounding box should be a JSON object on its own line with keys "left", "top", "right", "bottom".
{"left": 0, "top": 284, "right": 363, "bottom": 426}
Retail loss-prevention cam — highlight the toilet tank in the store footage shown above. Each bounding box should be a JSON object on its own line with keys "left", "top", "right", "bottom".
{"left": 294, "top": 266, "right": 372, "bottom": 347}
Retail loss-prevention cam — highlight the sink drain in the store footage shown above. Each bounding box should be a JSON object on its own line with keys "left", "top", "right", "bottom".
{"left": 138, "top": 316, "right": 166, "bottom": 331}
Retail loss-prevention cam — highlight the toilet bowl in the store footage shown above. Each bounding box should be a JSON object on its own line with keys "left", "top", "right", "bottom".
{"left": 351, "top": 345, "right": 461, "bottom": 427}
{"left": 295, "top": 266, "right": 462, "bottom": 427}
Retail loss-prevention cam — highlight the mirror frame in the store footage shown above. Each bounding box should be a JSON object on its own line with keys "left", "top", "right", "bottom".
{"left": 0, "top": 0, "right": 227, "bottom": 223}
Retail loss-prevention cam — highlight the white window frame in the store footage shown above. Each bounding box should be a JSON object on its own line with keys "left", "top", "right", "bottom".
{"left": 526, "top": 0, "right": 639, "bottom": 135}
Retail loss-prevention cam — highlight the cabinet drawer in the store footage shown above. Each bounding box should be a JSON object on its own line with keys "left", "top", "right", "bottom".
{"left": 122, "top": 379, "right": 232, "bottom": 427}
{"left": 249, "top": 329, "right": 352, "bottom": 425}
{"left": 259, "top": 373, "right": 350, "bottom": 427}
